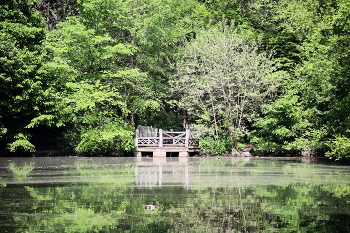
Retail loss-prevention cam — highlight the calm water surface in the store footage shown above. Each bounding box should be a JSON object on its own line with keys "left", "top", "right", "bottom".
{"left": 0, "top": 156, "right": 349, "bottom": 232}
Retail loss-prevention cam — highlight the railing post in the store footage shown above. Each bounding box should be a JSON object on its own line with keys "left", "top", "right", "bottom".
{"left": 159, "top": 129, "right": 163, "bottom": 147}
{"left": 135, "top": 129, "right": 139, "bottom": 147}
{"left": 185, "top": 127, "right": 189, "bottom": 147}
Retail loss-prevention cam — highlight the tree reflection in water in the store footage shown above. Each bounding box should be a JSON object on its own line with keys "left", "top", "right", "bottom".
{"left": 0, "top": 157, "right": 349, "bottom": 232}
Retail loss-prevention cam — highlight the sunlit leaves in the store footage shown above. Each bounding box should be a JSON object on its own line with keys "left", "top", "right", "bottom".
{"left": 7, "top": 133, "right": 35, "bottom": 152}
{"left": 2, "top": 0, "right": 350, "bottom": 155}
{"left": 325, "top": 135, "right": 350, "bottom": 160}
{"left": 244, "top": 0, "right": 350, "bottom": 156}
{"left": 251, "top": 92, "right": 319, "bottom": 152}
{"left": 75, "top": 122, "right": 135, "bottom": 153}
{"left": 0, "top": 0, "right": 48, "bottom": 151}
{"left": 172, "top": 23, "right": 284, "bottom": 151}
{"left": 41, "top": 12, "right": 151, "bottom": 152}
{"left": 45, "top": 17, "right": 135, "bottom": 77}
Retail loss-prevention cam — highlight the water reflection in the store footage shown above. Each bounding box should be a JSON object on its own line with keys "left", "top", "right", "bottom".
{"left": 0, "top": 157, "right": 349, "bottom": 232}
{"left": 135, "top": 157, "right": 190, "bottom": 188}
{"left": 9, "top": 161, "right": 35, "bottom": 179}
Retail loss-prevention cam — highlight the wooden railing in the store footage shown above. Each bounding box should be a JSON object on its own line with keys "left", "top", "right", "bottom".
{"left": 135, "top": 128, "right": 199, "bottom": 148}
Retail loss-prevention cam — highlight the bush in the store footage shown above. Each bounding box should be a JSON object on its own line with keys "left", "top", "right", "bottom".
{"left": 325, "top": 135, "right": 350, "bottom": 160}
{"left": 75, "top": 124, "right": 135, "bottom": 154}
{"left": 200, "top": 137, "right": 231, "bottom": 155}
{"left": 8, "top": 133, "right": 35, "bottom": 152}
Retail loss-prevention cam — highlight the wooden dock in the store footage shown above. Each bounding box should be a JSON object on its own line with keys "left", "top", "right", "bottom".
{"left": 134, "top": 126, "right": 200, "bottom": 157}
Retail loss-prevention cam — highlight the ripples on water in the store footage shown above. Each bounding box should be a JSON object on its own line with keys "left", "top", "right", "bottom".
{"left": 0, "top": 156, "right": 349, "bottom": 232}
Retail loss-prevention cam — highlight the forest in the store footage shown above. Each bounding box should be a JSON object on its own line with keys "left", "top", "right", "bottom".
{"left": 1, "top": 0, "right": 350, "bottom": 159}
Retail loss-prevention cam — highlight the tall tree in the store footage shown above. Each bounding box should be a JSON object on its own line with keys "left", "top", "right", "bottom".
{"left": 77, "top": 0, "right": 213, "bottom": 129}
{"left": 32, "top": 17, "right": 143, "bottom": 153}
{"left": 171, "top": 23, "right": 284, "bottom": 154}
{"left": 34, "top": 0, "right": 82, "bottom": 30}
{"left": 29, "top": 0, "right": 214, "bottom": 153}
{"left": 0, "top": 0, "right": 47, "bottom": 151}
{"left": 248, "top": 0, "right": 350, "bottom": 156}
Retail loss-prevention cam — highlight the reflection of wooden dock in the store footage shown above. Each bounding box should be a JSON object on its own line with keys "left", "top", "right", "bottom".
{"left": 134, "top": 157, "right": 252, "bottom": 189}
{"left": 135, "top": 162, "right": 190, "bottom": 188}
{"left": 134, "top": 126, "right": 200, "bottom": 157}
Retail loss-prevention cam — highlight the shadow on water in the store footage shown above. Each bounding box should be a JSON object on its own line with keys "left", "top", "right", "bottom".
{"left": 0, "top": 157, "right": 349, "bottom": 232}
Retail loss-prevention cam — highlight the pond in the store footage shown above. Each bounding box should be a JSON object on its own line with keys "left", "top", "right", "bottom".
{"left": 0, "top": 156, "right": 349, "bottom": 232}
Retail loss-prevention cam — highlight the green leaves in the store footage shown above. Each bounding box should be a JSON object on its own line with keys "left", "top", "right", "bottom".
{"left": 325, "top": 135, "right": 350, "bottom": 160}
{"left": 45, "top": 17, "right": 134, "bottom": 77}
{"left": 8, "top": 133, "right": 35, "bottom": 152}
{"left": 64, "top": 81, "right": 124, "bottom": 112}
{"left": 2, "top": 0, "right": 349, "bottom": 156}
{"left": 26, "top": 115, "right": 57, "bottom": 128}
{"left": 251, "top": 88, "right": 330, "bottom": 153}
{"left": 0, "top": 0, "right": 48, "bottom": 151}
{"left": 75, "top": 121, "right": 135, "bottom": 153}
{"left": 242, "top": 0, "right": 350, "bottom": 157}
{"left": 172, "top": 23, "right": 283, "bottom": 152}
{"left": 37, "top": 7, "right": 161, "bottom": 153}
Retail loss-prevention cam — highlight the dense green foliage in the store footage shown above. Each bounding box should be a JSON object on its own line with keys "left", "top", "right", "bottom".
{"left": 171, "top": 23, "right": 285, "bottom": 153}
{"left": 0, "top": 0, "right": 47, "bottom": 152}
{"left": 325, "top": 135, "right": 350, "bottom": 160}
{"left": 1, "top": 0, "right": 350, "bottom": 158}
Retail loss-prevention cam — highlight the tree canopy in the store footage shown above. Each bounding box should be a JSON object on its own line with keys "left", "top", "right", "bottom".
{"left": 171, "top": 23, "right": 285, "bottom": 154}
{"left": 1, "top": 0, "right": 350, "bottom": 159}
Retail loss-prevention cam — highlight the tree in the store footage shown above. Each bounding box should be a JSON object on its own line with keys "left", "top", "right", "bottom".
{"left": 34, "top": 0, "right": 82, "bottom": 30}
{"left": 29, "top": 0, "right": 215, "bottom": 153}
{"left": 325, "top": 135, "right": 350, "bottom": 160}
{"left": 246, "top": 0, "right": 350, "bottom": 156}
{"left": 76, "top": 0, "right": 214, "bottom": 128}
{"left": 171, "top": 23, "right": 284, "bottom": 153}
{"left": 0, "top": 0, "right": 47, "bottom": 151}
{"left": 250, "top": 90, "right": 327, "bottom": 153}
{"left": 31, "top": 17, "right": 142, "bottom": 153}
